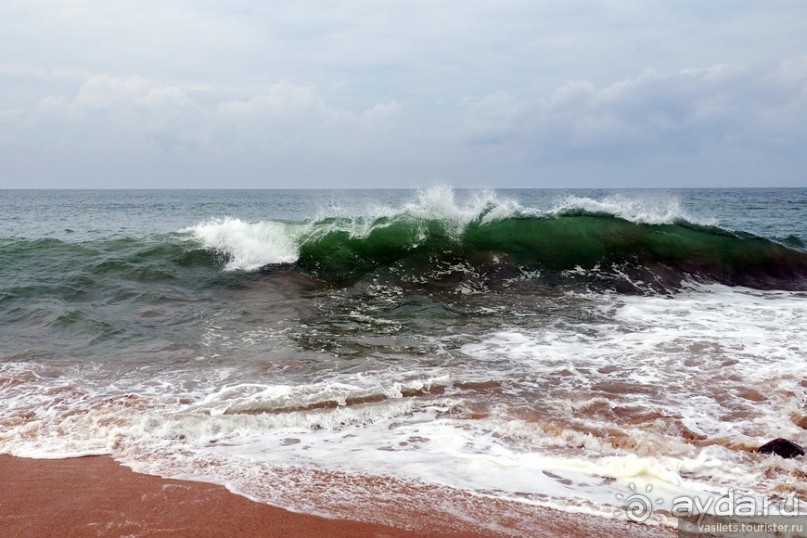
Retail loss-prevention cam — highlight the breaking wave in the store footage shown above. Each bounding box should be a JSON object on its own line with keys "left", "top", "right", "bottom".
{"left": 187, "top": 188, "right": 807, "bottom": 290}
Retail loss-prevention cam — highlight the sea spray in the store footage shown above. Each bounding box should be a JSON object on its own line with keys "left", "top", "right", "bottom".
{"left": 184, "top": 188, "right": 807, "bottom": 289}
{"left": 2, "top": 188, "right": 806, "bottom": 530}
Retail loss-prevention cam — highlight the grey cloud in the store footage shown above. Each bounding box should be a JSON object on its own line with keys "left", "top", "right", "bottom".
{"left": 464, "top": 59, "right": 807, "bottom": 185}
{"left": 1, "top": 75, "right": 404, "bottom": 187}
{"left": 1, "top": 2, "right": 806, "bottom": 187}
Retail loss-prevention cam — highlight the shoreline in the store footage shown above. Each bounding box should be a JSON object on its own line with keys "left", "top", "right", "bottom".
{"left": 0, "top": 454, "right": 675, "bottom": 537}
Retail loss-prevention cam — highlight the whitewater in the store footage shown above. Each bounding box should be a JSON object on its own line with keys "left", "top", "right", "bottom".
{"left": 0, "top": 187, "right": 805, "bottom": 532}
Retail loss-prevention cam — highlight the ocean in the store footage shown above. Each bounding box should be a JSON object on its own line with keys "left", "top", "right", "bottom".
{"left": 1, "top": 187, "right": 806, "bottom": 530}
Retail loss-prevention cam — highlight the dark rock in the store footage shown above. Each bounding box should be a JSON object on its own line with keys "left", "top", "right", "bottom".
{"left": 756, "top": 438, "right": 805, "bottom": 459}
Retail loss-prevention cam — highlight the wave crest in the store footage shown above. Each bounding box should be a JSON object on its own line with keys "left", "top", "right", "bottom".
{"left": 550, "top": 194, "right": 713, "bottom": 226}
{"left": 185, "top": 218, "right": 301, "bottom": 270}
{"left": 184, "top": 188, "right": 807, "bottom": 291}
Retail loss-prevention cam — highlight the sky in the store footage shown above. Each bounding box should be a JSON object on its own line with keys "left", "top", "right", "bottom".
{"left": 0, "top": 1, "right": 805, "bottom": 188}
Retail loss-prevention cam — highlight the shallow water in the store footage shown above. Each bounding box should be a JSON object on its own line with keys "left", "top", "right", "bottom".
{"left": 1, "top": 187, "right": 805, "bottom": 527}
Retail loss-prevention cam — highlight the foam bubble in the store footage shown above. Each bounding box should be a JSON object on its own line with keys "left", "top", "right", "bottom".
{"left": 186, "top": 217, "right": 301, "bottom": 270}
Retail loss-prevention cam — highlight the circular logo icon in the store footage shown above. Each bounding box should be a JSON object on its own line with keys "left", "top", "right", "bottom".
{"left": 614, "top": 483, "right": 664, "bottom": 523}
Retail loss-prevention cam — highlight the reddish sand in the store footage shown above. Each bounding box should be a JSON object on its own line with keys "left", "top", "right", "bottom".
{"left": 0, "top": 455, "right": 675, "bottom": 537}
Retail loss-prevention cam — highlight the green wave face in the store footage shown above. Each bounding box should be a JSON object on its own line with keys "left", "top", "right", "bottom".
{"left": 3, "top": 213, "right": 806, "bottom": 297}
{"left": 0, "top": 235, "right": 224, "bottom": 306}
{"left": 0, "top": 234, "right": 241, "bottom": 352}
{"left": 295, "top": 214, "right": 807, "bottom": 290}
{"left": 296, "top": 216, "right": 460, "bottom": 281}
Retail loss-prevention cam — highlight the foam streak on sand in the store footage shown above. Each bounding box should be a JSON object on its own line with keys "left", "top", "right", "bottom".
{"left": 0, "top": 455, "right": 675, "bottom": 537}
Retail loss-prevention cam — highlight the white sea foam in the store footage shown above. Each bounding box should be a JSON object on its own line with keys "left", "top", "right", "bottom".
{"left": 184, "top": 187, "right": 527, "bottom": 271}
{"left": 186, "top": 217, "right": 301, "bottom": 270}
{"left": 400, "top": 186, "right": 522, "bottom": 228}
{"left": 185, "top": 188, "right": 722, "bottom": 272}
{"left": 462, "top": 284, "right": 807, "bottom": 505}
{"left": 4, "top": 186, "right": 804, "bottom": 531}
{"left": 2, "top": 284, "right": 805, "bottom": 527}
{"left": 550, "top": 193, "right": 716, "bottom": 225}
{"left": 3, "top": 188, "right": 805, "bottom": 533}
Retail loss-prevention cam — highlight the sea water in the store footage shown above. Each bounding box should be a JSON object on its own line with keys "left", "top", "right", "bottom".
{"left": 0, "top": 187, "right": 805, "bottom": 529}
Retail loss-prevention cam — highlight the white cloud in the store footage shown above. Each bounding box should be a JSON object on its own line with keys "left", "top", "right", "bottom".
{"left": 217, "top": 82, "right": 401, "bottom": 152}
{"left": 215, "top": 81, "right": 400, "bottom": 139}
{"left": 26, "top": 75, "right": 199, "bottom": 159}
{"left": 29, "top": 75, "right": 400, "bottom": 139}
{"left": 75, "top": 75, "right": 189, "bottom": 109}
{"left": 220, "top": 83, "right": 330, "bottom": 121}
{"left": 1, "top": 2, "right": 806, "bottom": 186}
{"left": 33, "top": 75, "right": 193, "bottom": 132}
{"left": 467, "top": 59, "right": 807, "bottom": 166}
{"left": 1, "top": 74, "right": 404, "bottom": 186}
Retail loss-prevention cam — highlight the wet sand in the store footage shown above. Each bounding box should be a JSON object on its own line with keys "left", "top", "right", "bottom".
{"left": 0, "top": 455, "right": 675, "bottom": 537}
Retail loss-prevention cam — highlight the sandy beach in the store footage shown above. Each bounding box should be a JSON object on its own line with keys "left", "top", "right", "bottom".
{"left": 0, "top": 455, "right": 676, "bottom": 538}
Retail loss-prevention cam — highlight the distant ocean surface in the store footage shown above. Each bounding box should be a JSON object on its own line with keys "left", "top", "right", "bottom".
{"left": 1, "top": 188, "right": 806, "bottom": 529}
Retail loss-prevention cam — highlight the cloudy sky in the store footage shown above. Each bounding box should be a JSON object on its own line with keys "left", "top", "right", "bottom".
{"left": 1, "top": 1, "right": 805, "bottom": 188}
